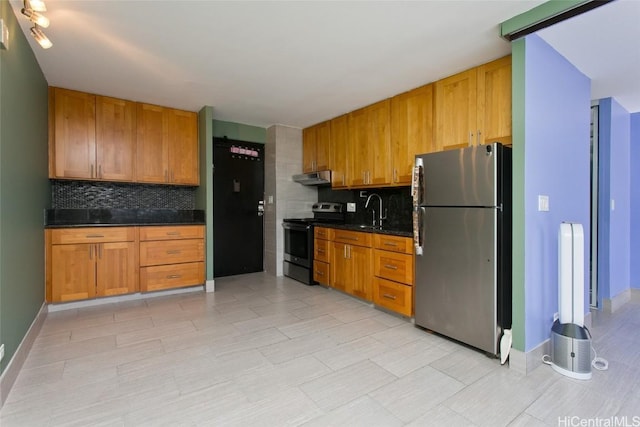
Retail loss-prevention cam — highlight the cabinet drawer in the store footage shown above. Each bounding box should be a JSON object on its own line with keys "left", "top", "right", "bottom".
{"left": 374, "top": 249, "right": 413, "bottom": 285}
{"left": 50, "top": 227, "right": 134, "bottom": 244}
{"left": 373, "top": 277, "right": 413, "bottom": 317}
{"left": 332, "top": 229, "right": 371, "bottom": 247}
{"left": 314, "top": 227, "right": 332, "bottom": 240}
{"left": 139, "top": 225, "right": 204, "bottom": 241}
{"left": 374, "top": 234, "right": 413, "bottom": 254}
{"left": 140, "top": 239, "right": 204, "bottom": 266}
{"left": 313, "top": 260, "right": 330, "bottom": 285}
{"left": 140, "top": 262, "right": 204, "bottom": 292}
{"left": 314, "top": 238, "right": 330, "bottom": 262}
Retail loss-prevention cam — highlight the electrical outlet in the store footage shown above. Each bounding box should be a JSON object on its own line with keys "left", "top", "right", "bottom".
{"left": 0, "top": 344, "right": 5, "bottom": 362}
{"left": 347, "top": 203, "right": 356, "bottom": 212}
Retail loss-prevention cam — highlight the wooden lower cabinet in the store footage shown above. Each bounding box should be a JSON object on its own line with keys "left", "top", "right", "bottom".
{"left": 330, "top": 230, "right": 373, "bottom": 301}
{"left": 313, "top": 260, "right": 330, "bottom": 286}
{"left": 138, "top": 225, "right": 205, "bottom": 292}
{"left": 373, "top": 277, "right": 413, "bottom": 317}
{"left": 47, "top": 227, "right": 138, "bottom": 303}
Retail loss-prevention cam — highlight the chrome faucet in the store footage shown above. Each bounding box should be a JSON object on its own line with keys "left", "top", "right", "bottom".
{"left": 364, "top": 193, "right": 386, "bottom": 228}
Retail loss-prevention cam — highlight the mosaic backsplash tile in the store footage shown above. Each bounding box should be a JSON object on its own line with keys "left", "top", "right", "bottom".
{"left": 52, "top": 180, "right": 197, "bottom": 209}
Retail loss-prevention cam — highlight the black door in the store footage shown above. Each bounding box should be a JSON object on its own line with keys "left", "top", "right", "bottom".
{"left": 213, "top": 137, "right": 264, "bottom": 277}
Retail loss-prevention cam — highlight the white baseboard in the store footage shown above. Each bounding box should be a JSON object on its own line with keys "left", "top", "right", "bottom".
{"left": 48, "top": 285, "right": 204, "bottom": 313}
{"left": 630, "top": 288, "right": 640, "bottom": 303}
{"left": 603, "top": 288, "right": 631, "bottom": 314}
{"left": 205, "top": 279, "right": 215, "bottom": 293}
{"left": 0, "top": 303, "right": 47, "bottom": 408}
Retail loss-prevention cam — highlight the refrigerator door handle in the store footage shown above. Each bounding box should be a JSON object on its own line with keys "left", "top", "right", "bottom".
{"left": 411, "top": 158, "right": 423, "bottom": 208}
{"left": 414, "top": 206, "right": 425, "bottom": 256}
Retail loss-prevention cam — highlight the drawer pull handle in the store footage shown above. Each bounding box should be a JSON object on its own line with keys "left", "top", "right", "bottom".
{"left": 343, "top": 236, "right": 359, "bottom": 241}
{"left": 166, "top": 231, "right": 181, "bottom": 236}
{"left": 167, "top": 250, "right": 181, "bottom": 254}
{"left": 86, "top": 234, "right": 104, "bottom": 238}
{"left": 167, "top": 274, "right": 182, "bottom": 279}
{"left": 317, "top": 248, "right": 325, "bottom": 254}
{"left": 316, "top": 271, "right": 324, "bottom": 276}
{"left": 383, "top": 293, "right": 397, "bottom": 300}
{"left": 383, "top": 242, "right": 398, "bottom": 247}
{"left": 384, "top": 264, "right": 398, "bottom": 270}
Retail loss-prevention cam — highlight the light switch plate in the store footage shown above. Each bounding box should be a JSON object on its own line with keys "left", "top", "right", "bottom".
{"left": 347, "top": 203, "right": 356, "bottom": 212}
{"left": 538, "top": 195, "right": 549, "bottom": 212}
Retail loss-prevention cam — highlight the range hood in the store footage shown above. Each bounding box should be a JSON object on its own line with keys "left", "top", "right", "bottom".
{"left": 292, "top": 170, "right": 331, "bottom": 186}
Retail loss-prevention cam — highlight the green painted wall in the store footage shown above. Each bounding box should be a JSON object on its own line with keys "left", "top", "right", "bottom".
{"left": 196, "top": 106, "right": 214, "bottom": 279}
{"left": 213, "top": 119, "right": 266, "bottom": 144}
{"left": 0, "top": 0, "right": 50, "bottom": 374}
{"left": 511, "top": 39, "right": 526, "bottom": 352}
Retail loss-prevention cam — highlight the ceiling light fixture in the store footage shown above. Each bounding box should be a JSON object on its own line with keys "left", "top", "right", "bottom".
{"left": 30, "top": 24, "right": 52, "bottom": 49}
{"left": 25, "top": 0, "right": 46, "bottom": 12}
{"left": 21, "top": 0, "right": 51, "bottom": 49}
{"left": 21, "top": 7, "right": 49, "bottom": 28}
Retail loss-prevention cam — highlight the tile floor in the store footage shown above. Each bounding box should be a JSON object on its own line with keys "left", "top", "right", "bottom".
{"left": 1, "top": 272, "right": 638, "bottom": 426}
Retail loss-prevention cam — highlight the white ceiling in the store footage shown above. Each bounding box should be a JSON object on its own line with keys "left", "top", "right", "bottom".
{"left": 8, "top": 0, "right": 640, "bottom": 129}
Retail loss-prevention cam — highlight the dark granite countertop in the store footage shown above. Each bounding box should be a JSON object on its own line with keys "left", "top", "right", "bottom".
{"left": 319, "top": 223, "right": 412, "bottom": 238}
{"left": 44, "top": 209, "right": 205, "bottom": 228}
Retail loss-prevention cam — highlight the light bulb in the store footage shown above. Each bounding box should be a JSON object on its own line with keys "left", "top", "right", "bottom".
{"left": 22, "top": 8, "right": 50, "bottom": 28}
{"left": 26, "top": 0, "right": 46, "bottom": 12}
{"left": 30, "top": 26, "right": 52, "bottom": 49}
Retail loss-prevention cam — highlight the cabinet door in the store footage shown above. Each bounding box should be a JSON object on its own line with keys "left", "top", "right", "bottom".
{"left": 366, "top": 100, "right": 392, "bottom": 186}
{"left": 302, "top": 126, "right": 317, "bottom": 173}
{"left": 315, "top": 121, "right": 331, "bottom": 171}
{"left": 330, "top": 114, "right": 349, "bottom": 188}
{"left": 96, "top": 96, "right": 136, "bottom": 181}
{"left": 330, "top": 242, "right": 349, "bottom": 293}
{"left": 349, "top": 245, "right": 372, "bottom": 301}
{"left": 51, "top": 88, "right": 96, "bottom": 179}
{"left": 168, "top": 108, "right": 199, "bottom": 185}
{"left": 136, "top": 103, "right": 169, "bottom": 183}
{"left": 434, "top": 68, "right": 477, "bottom": 151}
{"left": 477, "top": 56, "right": 512, "bottom": 146}
{"left": 97, "top": 242, "right": 138, "bottom": 297}
{"left": 390, "top": 84, "right": 434, "bottom": 185}
{"left": 347, "top": 107, "right": 369, "bottom": 187}
{"left": 51, "top": 244, "right": 96, "bottom": 302}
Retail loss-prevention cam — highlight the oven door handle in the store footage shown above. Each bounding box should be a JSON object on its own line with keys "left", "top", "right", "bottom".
{"left": 282, "top": 222, "right": 312, "bottom": 231}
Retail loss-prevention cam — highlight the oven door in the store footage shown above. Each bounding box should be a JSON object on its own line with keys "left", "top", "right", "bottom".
{"left": 282, "top": 222, "right": 312, "bottom": 268}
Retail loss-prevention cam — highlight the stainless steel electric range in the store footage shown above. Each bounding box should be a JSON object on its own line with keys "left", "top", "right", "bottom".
{"left": 282, "top": 202, "right": 344, "bottom": 285}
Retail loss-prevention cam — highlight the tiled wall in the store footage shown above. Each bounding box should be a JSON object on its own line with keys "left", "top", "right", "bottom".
{"left": 51, "top": 180, "right": 197, "bottom": 209}
{"left": 264, "top": 125, "right": 317, "bottom": 276}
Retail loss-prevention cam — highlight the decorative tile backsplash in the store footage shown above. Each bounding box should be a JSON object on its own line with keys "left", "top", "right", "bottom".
{"left": 52, "top": 180, "right": 197, "bottom": 209}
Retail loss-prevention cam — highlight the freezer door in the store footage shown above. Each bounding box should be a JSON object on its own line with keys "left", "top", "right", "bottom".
{"left": 422, "top": 143, "right": 498, "bottom": 207}
{"left": 414, "top": 206, "right": 498, "bottom": 354}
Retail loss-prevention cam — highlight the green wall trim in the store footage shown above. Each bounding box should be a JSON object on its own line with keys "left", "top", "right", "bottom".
{"left": 511, "top": 38, "right": 526, "bottom": 352}
{"left": 213, "top": 119, "right": 266, "bottom": 144}
{"left": 197, "top": 106, "right": 214, "bottom": 280}
{"left": 500, "top": 0, "right": 589, "bottom": 38}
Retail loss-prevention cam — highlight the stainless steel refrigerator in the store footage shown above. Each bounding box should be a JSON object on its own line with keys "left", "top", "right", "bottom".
{"left": 412, "top": 143, "right": 512, "bottom": 356}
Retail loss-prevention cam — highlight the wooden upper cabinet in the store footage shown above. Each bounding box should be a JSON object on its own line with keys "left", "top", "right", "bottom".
{"left": 136, "top": 104, "right": 198, "bottom": 185}
{"left": 95, "top": 96, "right": 136, "bottom": 181}
{"left": 168, "top": 108, "right": 199, "bottom": 185}
{"left": 434, "top": 68, "right": 477, "bottom": 151}
{"left": 390, "top": 84, "right": 434, "bottom": 185}
{"left": 50, "top": 87, "right": 96, "bottom": 179}
{"left": 302, "top": 121, "right": 331, "bottom": 173}
{"left": 330, "top": 114, "right": 348, "bottom": 188}
{"left": 136, "top": 103, "right": 169, "bottom": 183}
{"left": 434, "top": 55, "right": 511, "bottom": 151}
{"left": 348, "top": 99, "right": 391, "bottom": 187}
{"left": 477, "top": 56, "right": 512, "bottom": 146}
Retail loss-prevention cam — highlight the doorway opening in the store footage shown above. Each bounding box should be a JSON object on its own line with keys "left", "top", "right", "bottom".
{"left": 213, "top": 137, "right": 265, "bottom": 278}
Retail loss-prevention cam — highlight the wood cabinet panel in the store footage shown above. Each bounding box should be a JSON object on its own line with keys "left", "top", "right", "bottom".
{"left": 95, "top": 96, "right": 136, "bottom": 181}
{"left": 348, "top": 100, "right": 391, "bottom": 187}
{"left": 50, "top": 227, "right": 134, "bottom": 245}
{"left": 302, "top": 121, "right": 331, "bottom": 173}
{"left": 477, "top": 56, "right": 512, "bottom": 146}
{"left": 434, "top": 68, "right": 477, "bottom": 151}
{"left": 390, "top": 84, "right": 434, "bottom": 185}
{"left": 140, "top": 239, "right": 204, "bottom": 266}
{"left": 349, "top": 244, "right": 372, "bottom": 300}
{"left": 374, "top": 249, "right": 413, "bottom": 285}
{"left": 374, "top": 234, "right": 413, "bottom": 255}
{"left": 168, "top": 108, "right": 199, "bottom": 185}
{"left": 332, "top": 229, "right": 372, "bottom": 247}
{"left": 96, "top": 241, "right": 138, "bottom": 297}
{"left": 139, "top": 225, "right": 204, "bottom": 241}
{"left": 136, "top": 103, "right": 169, "bottom": 183}
{"left": 313, "top": 260, "right": 330, "bottom": 286}
{"left": 51, "top": 243, "right": 96, "bottom": 302}
{"left": 373, "top": 277, "right": 413, "bottom": 317}
{"left": 330, "top": 114, "right": 349, "bottom": 188}
{"left": 330, "top": 242, "right": 349, "bottom": 293}
{"left": 140, "top": 262, "right": 205, "bottom": 292}
{"left": 314, "top": 238, "right": 330, "bottom": 263}
{"left": 314, "top": 226, "right": 332, "bottom": 241}
{"left": 51, "top": 87, "right": 96, "bottom": 179}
